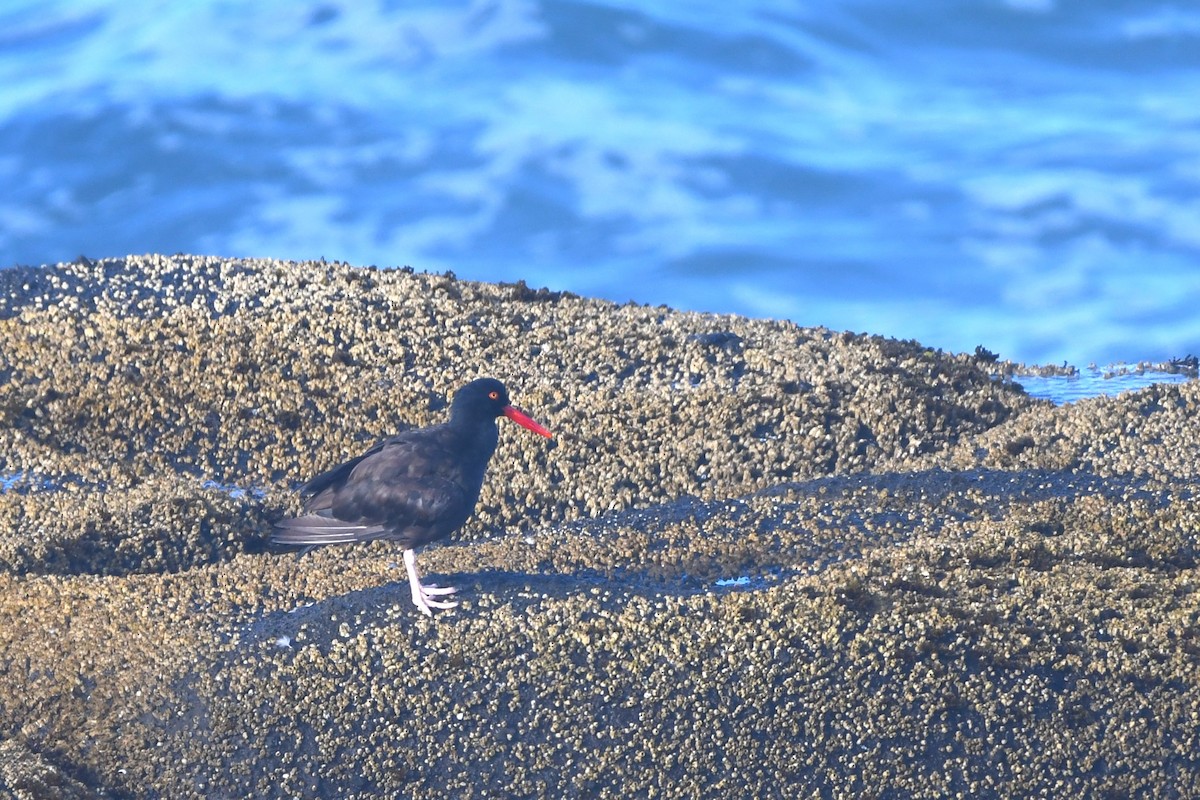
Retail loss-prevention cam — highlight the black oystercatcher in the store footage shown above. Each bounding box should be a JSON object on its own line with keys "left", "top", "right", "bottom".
{"left": 272, "top": 378, "right": 552, "bottom": 616}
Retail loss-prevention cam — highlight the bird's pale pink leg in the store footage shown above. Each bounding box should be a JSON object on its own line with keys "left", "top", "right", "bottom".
{"left": 403, "top": 548, "right": 458, "bottom": 616}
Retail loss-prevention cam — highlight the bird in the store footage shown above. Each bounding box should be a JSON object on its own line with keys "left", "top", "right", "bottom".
{"left": 271, "top": 378, "right": 552, "bottom": 616}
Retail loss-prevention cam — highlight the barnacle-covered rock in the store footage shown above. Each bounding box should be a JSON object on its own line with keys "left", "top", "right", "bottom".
{"left": 0, "top": 255, "right": 1196, "bottom": 798}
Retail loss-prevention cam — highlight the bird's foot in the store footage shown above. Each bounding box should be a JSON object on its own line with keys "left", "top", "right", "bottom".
{"left": 411, "top": 582, "right": 459, "bottom": 617}
{"left": 403, "top": 548, "right": 459, "bottom": 616}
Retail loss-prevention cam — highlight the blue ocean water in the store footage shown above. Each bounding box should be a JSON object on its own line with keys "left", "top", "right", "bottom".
{"left": 2, "top": 1, "right": 1198, "bottom": 366}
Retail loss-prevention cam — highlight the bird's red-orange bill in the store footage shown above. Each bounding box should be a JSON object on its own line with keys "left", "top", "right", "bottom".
{"left": 503, "top": 405, "right": 553, "bottom": 438}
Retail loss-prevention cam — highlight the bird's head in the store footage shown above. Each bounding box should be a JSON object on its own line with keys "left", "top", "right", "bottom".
{"left": 452, "top": 378, "right": 552, "bottom": 438}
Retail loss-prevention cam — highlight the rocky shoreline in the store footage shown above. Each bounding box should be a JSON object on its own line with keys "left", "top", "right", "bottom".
{"left": 1, "top": 255, "right": 1197, "bottom": 798}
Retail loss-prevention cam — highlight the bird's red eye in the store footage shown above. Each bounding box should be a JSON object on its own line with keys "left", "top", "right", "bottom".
{"left": 489, "top": 390, "right": 500, "bottom": 400}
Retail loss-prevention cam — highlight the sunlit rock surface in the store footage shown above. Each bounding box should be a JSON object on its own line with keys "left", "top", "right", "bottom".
{"left": 1, "top": 255, "right": 1196, "bottom": 798}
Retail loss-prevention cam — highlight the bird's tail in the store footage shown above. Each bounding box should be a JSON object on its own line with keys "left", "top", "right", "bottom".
{"left": 270, "top": 514, "right": 387, "bottom": 547}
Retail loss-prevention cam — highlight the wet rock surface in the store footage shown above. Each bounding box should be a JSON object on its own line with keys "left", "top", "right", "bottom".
{"left": 1, "top": 255, "right": 1197, "bottom": 798}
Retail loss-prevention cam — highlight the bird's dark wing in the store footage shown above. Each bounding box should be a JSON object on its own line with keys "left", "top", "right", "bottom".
{"left": 274, "top": 426, "right": 474, "bottom": 549}
{"left": 270, "top": 512, "right": 388, "bottom": 547}
{"left": 298, "top": 434, "right": 394, "bottom": 506}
